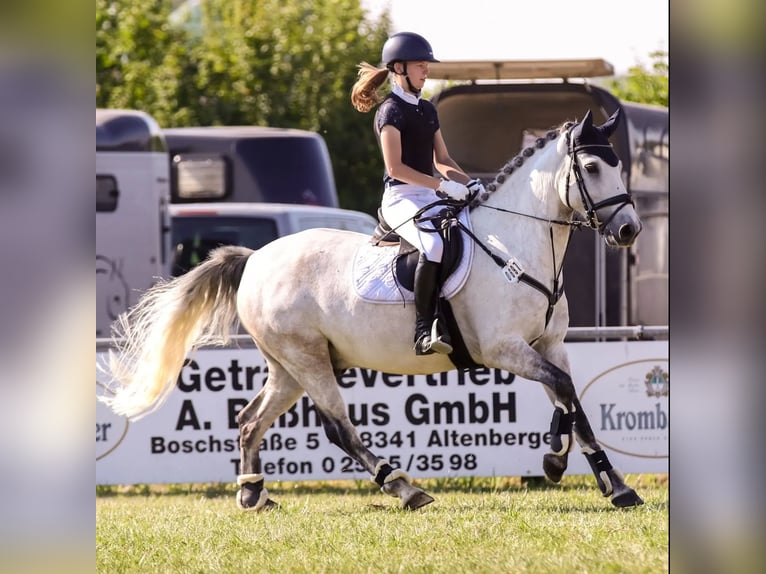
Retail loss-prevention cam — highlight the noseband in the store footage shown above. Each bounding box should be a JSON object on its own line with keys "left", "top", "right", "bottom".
{"left": 564, "top": 128, "right": 634, "bottom": 233}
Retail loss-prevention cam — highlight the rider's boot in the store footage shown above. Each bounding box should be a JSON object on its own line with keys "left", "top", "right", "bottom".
{"left": 413, "top": 253, "right": 452, "bottom": 355}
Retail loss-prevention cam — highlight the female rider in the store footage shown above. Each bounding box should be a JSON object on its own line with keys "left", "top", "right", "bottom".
{"left": 351, "top": 31, "right": 485, "bottom": 356}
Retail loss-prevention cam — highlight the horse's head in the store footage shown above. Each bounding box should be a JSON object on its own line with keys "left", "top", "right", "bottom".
{"left": 557, "top": 109, "right": 642, "bottom": 247}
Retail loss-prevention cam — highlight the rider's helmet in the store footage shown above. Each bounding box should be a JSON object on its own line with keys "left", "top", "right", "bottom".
{"left": 381, "top": 32, "right": 439, "bottom": 70}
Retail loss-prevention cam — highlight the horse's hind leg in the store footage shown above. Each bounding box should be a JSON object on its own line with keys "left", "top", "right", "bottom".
{"left": 571, "top": 396, "right": 644, "bottom": 507}
{"left": 311, "top": 378, "right": 434, "bottom": 510}
{"left": 235, "top": 361, "right": 304, "bottom": 511}
{"left": 280, "top": 348, "right": 434, "bottom": 510}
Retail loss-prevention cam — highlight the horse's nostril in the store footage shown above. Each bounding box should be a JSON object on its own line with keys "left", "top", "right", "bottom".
{"left": 618, "top": 223, "right": 635, "bottom": 242}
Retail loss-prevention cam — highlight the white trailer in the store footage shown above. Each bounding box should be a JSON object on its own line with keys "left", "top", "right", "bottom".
{"left": 96, "top": 109, "right": 171, "bottom": 337}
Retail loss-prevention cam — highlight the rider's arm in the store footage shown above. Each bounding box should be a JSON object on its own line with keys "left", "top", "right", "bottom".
{"left": 432, "top": 129, "right": 471, "bottom": 185}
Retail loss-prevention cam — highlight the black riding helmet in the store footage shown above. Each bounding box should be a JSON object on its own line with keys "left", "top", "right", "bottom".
{"left": 381, "top": 32, "right": 439, "bottom": 95}
{"left": 382, "top": 32, "right": 439, "bottom": 70}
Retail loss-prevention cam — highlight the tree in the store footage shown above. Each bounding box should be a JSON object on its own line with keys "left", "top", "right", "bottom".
{"left": 604, "top": 50, "right": 668, "bottom": 107}
{"left": 96, "top": 0, "right": 390, "bottom": 214}
{"left": 96, "top": 0, "right": 190, "bottom": 125}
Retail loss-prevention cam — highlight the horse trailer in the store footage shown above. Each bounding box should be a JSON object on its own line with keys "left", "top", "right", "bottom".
{"left": 162, "top": 126, "right": 339, "bottom": 207}
{"left": 428, "top": 60, "right": 668, "bottom": 328}
{"left": 96, "top": 109, "right": 172, "bottom": 338}
{"left": 96, "top": 109, "right": 368, "bottom": 337}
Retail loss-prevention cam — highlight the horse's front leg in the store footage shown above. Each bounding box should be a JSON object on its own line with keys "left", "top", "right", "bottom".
{"left": 539, "top": 385, "right": 575, "bottom": 484}
{"left": 487, "top": 339, "right": 580, "bottom": 483}
{"left": 539, "top": 343, "right": 643, "bottom": 507}
{"left": 571, "top": 395, "right": 644, "bottom": 507}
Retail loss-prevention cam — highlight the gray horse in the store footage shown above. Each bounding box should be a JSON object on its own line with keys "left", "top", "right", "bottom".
{"left": 102, "top": 109, "right": 644, "bottom": 511}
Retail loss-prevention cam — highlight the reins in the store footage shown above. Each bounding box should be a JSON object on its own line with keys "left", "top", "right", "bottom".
{"left": 411, "top": 194, "right": 568, "bottom": 329}
{"left": 405, "top": 124, "right": 631, "bottom": 334}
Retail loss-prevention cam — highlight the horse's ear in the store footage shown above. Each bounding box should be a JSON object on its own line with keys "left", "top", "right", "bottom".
{"left": 580, "top": 110, "right": 594, "bottom": 130}
{"left": 597, "top": 108, "right": 623, "bottom": 139}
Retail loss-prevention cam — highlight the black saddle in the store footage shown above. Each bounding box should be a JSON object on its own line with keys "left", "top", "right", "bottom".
{"left": 371, "top": 207, "right": 464, "bottom": 292}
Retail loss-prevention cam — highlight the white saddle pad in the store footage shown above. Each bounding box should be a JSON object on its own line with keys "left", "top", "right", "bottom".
{"left": 352, "top": 211, "right": 474, "bottom": 304}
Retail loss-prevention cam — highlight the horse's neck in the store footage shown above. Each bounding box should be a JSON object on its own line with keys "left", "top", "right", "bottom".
{"left": 472, "top": 144, "right": 572, "bottom": 277}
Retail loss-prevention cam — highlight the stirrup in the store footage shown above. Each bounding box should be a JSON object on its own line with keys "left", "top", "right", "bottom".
{"left": 414, "top": 333, "right": 436, "bottom": 355}
{"left": 415, "top": 320, "right": 453, "bottom": 356}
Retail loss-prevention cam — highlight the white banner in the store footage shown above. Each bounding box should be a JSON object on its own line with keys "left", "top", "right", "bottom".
{"left": 96, "top": 340, "right": 668, "bottom": 484}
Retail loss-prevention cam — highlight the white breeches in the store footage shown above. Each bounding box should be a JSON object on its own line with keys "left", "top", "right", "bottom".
{"left": 381, "top": 184, "right": 444, "bottom": 263}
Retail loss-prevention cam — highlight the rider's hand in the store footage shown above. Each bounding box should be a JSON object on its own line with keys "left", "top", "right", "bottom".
{"left": 467, "top": 178, "right": 486, "bottom": 198}
{"left": 436, "top": 178, "right": 470, "bottom": 200}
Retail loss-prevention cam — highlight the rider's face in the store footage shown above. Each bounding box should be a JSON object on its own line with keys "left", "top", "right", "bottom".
{"left": 396, "top": 61, "right": 429, "bottom": 92}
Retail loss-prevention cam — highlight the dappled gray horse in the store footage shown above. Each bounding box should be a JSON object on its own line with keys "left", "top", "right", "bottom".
{"left": 102, "top": 109, "right": 644, "bottom": 511}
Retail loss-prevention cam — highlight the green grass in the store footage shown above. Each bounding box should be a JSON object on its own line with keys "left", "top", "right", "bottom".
{"left": 97, "top": 474, "right": 668, "bottom": 574}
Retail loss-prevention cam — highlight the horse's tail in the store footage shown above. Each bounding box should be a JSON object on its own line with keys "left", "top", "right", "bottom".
{"left": 100, "top": 245, "right": 253, "bottom": 420}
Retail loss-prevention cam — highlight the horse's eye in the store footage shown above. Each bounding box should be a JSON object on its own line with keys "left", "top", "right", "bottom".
{"left": 584, "top": 163, "right": 599, "bottom": 174}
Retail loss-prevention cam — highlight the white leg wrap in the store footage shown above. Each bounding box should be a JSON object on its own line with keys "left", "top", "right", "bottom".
{"left": 370, "top": 459, "right": 411, "bottom": 486}
{"left": 236, "top": 473, "right": 264, "bottom": 486}
{"left": 384, "top": 469, "right": 411, "bottom": 485}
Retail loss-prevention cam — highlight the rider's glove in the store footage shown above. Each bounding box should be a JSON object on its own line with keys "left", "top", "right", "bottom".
{"left": 466, "top": 178, "right": 486, "bottom": 199}
{"left": 436, "top": 178, "right": 470, "bottom": 200}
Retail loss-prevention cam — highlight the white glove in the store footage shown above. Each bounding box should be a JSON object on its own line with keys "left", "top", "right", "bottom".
{"left": 436, "top": 178, "right": 470, "bottom": 200}
{"left": 467, "top": 178, "right": 486, "bottom": 198}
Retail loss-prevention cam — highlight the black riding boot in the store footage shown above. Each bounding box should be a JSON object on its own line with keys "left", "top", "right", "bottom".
{"left": 413, "top": 253, "right": 453, "bottom": 355}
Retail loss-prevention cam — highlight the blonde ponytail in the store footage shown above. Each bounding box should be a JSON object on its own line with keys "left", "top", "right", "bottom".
{"left": 351, "top": 62, "right": 390, "bottom": 113}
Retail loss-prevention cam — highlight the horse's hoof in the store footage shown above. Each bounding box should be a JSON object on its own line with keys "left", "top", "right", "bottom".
{"left": 402, "top": 490, "right": 435, "bottom": 511}
{"left": 543, "top": 453, "right": 567, "bottom": 483}
{"left": 611, "top": 489, "right": 644, "bottom": 508}
{"left": 382, "top": 477, "right": 435, "bottom": 510}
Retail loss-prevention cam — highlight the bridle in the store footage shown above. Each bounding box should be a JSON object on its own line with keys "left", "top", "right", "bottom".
{"left": 564, "top": 128, "right": 634, "bottom": 233}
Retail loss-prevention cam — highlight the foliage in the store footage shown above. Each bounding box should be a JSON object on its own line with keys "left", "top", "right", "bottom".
{"left": 96, "top": 0, "right": 189, "bottom": 124}
{"left": 97, "top": 2, "right": 667, "bottom": 216}
{"left": 96, "top": 0, "right": 391, "bottom": 215}
{"left": 97, "top": 475, "right": 668, "bottom": 573}
{"left": 605, "top": 50, "right": 669, "bottom": 108}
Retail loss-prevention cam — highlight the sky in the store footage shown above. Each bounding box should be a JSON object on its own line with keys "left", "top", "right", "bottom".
{"left": 361, "top": 0, "right": 668, "bottom": 75}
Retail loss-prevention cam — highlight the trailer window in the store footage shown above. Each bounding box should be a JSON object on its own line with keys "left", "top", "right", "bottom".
{"left": 173, "top": 154, "right": 228, "bottom": 199}
{"left": 96, "top": 175, "right": 119, "bottom": 212}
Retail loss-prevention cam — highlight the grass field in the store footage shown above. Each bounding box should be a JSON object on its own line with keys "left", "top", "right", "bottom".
{"left": 97, "top": 474, "right": 668, "bottom": 574}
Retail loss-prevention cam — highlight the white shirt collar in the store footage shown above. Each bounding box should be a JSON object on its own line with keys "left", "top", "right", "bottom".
{"left": 392, "top": 83, "right": 420, "bottom": 105}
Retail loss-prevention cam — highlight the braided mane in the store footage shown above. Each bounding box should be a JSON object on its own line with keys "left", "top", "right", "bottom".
{"left": 469, "top": 121, "right": 576, "bottom": 211}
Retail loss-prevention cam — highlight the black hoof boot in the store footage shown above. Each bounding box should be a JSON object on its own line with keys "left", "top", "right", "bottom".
{"left": 236, "top": 474, "right": 278, "bottom": 511}
{"left": 543, "top": 453, "right": 568, "bottom": 483}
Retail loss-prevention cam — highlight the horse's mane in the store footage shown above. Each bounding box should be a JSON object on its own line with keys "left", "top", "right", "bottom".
{"left": 469, "top": 120, "right": 576, "bottom": 211}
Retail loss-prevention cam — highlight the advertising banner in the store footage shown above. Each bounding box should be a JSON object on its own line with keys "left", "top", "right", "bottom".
{"left": 97, "top": 340, "right": 668, "bottom": 484}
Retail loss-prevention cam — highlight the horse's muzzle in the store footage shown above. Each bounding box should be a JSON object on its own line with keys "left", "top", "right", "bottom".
{"left": 606, "top": 221, "right": 642, "bottom": 247}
